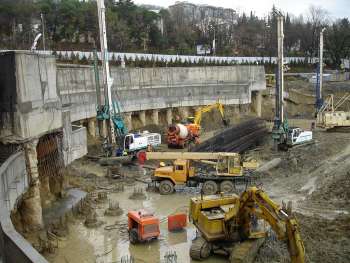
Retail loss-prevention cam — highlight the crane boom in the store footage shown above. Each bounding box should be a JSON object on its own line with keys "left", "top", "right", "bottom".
{"left": 146, "top": 151, "right": 239, "bottom": 160}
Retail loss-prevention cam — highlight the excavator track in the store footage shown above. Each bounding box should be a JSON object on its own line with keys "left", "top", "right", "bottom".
{"left": 190, "top": 237, "right": 211, "bottom": 260}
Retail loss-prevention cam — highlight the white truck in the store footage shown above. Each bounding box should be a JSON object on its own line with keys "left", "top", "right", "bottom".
{"left": 124, "top": 131, "right": 161, "bottom": 154}
{"left": 286, "top": 127, "right": 313, "bottom": 146}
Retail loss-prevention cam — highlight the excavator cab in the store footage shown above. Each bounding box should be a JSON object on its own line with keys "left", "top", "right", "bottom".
{"left": 216, "top": 156, "right": 243, "bottom": 176}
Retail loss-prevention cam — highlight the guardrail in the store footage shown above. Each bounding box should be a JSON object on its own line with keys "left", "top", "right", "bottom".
{"left": 0, "top": 151, "right": 48, "bottom": 263}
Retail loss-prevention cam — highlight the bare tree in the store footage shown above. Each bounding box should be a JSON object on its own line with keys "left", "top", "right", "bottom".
{"left": 306, "top": 5, "right": 331, "bottom": 57}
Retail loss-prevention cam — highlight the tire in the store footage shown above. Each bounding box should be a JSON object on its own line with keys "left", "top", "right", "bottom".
{"left": 190, "top": 237, "right": 212, "bottom": 260}
{"left": 159, "top": 180, "right": 174, "bottom": 195}
{"left": 202, "top": 180, "right": 218, "bottom": 195}
{"left": 129, "top": 228, "right": 139, "bottom": 244}
{"left": 220, "top": 180, "right": 235, "bottom": 193}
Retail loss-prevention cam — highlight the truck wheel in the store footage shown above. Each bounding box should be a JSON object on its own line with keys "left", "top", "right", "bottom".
{"left": 129, "top": 228, "right": 139, "bottom": 244}
{"left": 202, "top": 180, "right": 218, "bottom": 195}
{"left": 220, "top": 180, "right": 235, "bottom": 193}
{"left": 159, "top": 180, "right": 174, "bottom": 195}
{"left": 190, "top": 237, "right": 212, "bottom": 260}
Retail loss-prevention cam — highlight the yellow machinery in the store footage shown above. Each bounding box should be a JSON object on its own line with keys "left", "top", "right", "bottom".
{"left": 189, "top": 186, "right": 305, "bottom": 263}
{"left": 187, "top": 101, "right": 229, "bottom": 130}
{"left": 146, "top": 152, "right": 258, "bottom": 195}
{"left": 317, "top": 93, "right": 350, "bottom": 130}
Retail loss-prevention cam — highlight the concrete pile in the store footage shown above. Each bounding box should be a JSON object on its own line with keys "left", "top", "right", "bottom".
{"left": 191, "top": 118, "right": 268, "bottom": 153}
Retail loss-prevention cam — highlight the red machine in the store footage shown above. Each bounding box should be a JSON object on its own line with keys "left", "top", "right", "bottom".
{"left": 167, "top": 123, "right": 199, "bottom": 148}
{"left": 128, "top": 210, "right": 160, "bottom": 244}
{"left": 168, "top": 213, "right": 187, "bottom": 231}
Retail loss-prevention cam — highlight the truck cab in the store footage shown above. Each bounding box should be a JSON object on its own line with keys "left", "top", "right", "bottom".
{"left": 153, "top": 159, "right": 195, "bottom": 194}
{"left": 287, "top": 127, "right": 313, "bottom": 146}
{"left": 154, "top": 159, "right": 195, "bottom": 184}
{"left": 124, "top": 132, "right": 161, "bottom": 154}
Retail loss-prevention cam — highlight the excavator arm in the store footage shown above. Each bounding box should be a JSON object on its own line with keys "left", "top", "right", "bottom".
{"left": 193, "top": 102, "right": 228, "bottom": 126}
{"left": 228, "top": 187, "right": 305, "bottom": 263}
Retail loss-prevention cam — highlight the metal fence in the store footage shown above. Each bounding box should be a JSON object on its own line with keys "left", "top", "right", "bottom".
{"left": 36, "top": 50, "right": 323, "bottom": 65}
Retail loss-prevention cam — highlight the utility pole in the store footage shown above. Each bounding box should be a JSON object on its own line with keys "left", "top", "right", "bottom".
{"left": 97, "top": 0, "right": 116, "bottom": 144}
{"left": 40, "top": 13, "right": 46, "bottom": 50}
{"left": 316, "top": 28, "right": 326, "bottom": 110}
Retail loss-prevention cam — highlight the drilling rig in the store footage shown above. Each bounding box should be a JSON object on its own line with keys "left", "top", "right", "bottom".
{"left": 95, "top": 0, "right": 161, "bottom": 157}
{"left": 271, "top": 13, "right": 313, "bottom": 150}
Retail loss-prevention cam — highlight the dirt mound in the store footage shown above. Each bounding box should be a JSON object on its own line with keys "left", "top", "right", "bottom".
{"left": 255, "top": 213, "right": 350, "bottom": 263}
{"left": 298, "top": 213, "right": 350, "bottom": 263}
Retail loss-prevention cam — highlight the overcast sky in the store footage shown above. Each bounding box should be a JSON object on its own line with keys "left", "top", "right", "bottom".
{"left": 133, "top": 0, "right": 350, "bottom": 19}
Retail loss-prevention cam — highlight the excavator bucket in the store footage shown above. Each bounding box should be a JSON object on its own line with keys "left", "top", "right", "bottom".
{"left": 222, "top": 118, "right": 230, "bottom": 126}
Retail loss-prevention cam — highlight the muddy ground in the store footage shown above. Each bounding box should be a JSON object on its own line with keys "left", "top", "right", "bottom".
{"left": 19, "top": 78, "right": 350, "bottom": 263}
{"left": 37, "top": 127, "right": 350, "bottom": 263}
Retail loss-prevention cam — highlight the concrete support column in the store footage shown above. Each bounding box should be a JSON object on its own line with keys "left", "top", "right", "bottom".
{"left": 124, "top": 112, "right": 133, "bottom": 131}
{"left": 151, "top": 110, "right": 159, "bottom": 125}
{"left": 88, "top": 118, "right": 96, "bottom": 137}
{"left": 166, "top": 108, "right": 173, "bottom": 125}
{"left": 179, "top": 107, "right": 189, "bottom": 120}
{"left": 40, "top": 175, "right": 53, "bottom": 207}
{"left": 252, "top": 91, "right": 262, "bottom": 117}
{"left": 22, "top": 139, "right": 43, "bottom": 232}
{"left": 101, "top": 120, "right": 108, "bottom": 138}
{"left": 62, "top": 110, "right": 73, "bottom": 165}
{"left": 139, "top": 111, "right": 146, "bottom": 127}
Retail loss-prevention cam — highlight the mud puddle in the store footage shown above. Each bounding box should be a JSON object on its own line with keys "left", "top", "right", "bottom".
{"left": 47, "top": 182, "right": 227, "bottom": 263}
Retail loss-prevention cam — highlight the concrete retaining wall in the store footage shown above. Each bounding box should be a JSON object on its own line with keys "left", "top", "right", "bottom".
{"left": 0, "top": 152, "right": 47, "bottom": 263}
{"left": 57, "top": 64, "right": 266, "bottom": 122}
{"left": 0, "top": 51, "right": 62, "bottom": 141}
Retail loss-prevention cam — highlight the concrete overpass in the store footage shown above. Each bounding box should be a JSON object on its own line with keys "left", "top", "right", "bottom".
{"left": 57, "top": 63, "right": 265, "bottom": 135}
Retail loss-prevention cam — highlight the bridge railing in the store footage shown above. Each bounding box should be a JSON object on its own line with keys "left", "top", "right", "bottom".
{"left": 0, "top": 152, "right": 48, "bottom": 263}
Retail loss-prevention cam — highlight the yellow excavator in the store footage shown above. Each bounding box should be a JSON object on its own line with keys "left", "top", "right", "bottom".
{"left": 187, "top": 101, "right": 229, "bottom": 131}
{"left": 167, "top": 102, "right": 229, "bottom": 148}
{"left": 189, "top": 186, "right": 305, "bottom": 263}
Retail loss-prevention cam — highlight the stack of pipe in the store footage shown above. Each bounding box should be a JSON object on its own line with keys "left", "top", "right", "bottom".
{"left": 191, "top": 118, "right": 268, "bottom": 153}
